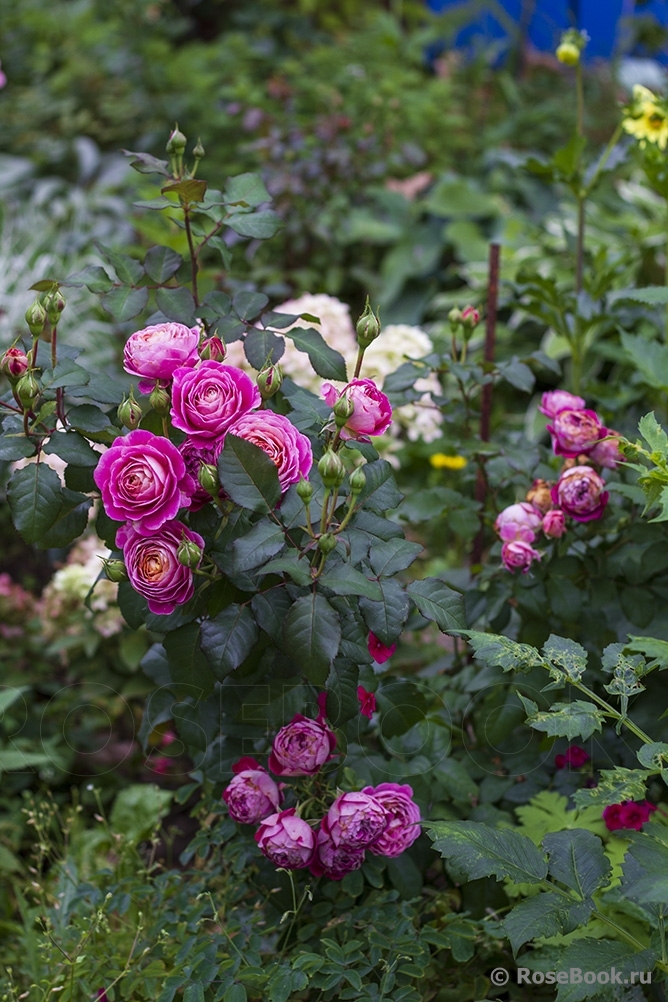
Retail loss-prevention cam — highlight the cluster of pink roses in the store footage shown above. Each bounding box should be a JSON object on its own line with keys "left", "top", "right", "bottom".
{"left": 494, "top": 390, "right": 621, "bottom": 574}
{"left": 94, "top": 323, "right": 313, "bottom": 613}
{"left": 223, "top": 699, "right": 421, "bottom": 880}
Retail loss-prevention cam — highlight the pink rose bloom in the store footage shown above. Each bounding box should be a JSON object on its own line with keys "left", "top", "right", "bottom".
{"left": 322, "top": 378, "right": 392, "bottom": 441}
{"left": 179, "top": 438, "right": 225, "bottom": 511}
{"left": 368, "top": 632, "right": 396, "bottom": 664}
{"left": 223, "top": 756, "right": 282, "bottom": 824}
{"left": 94, "top": 429, "right": 194, "bottom": 533}
{"left": 501, "top": 540, "right": 542, "bottom": 574}
{"left": 547, "top": 408, "right": 604, "bottom": 458}
{"left": 554, "top": 745, "right": 590, "bottom": 769}
{"left": 552, "top": 465, "right": 609, "bottom": 523}
{"left": 323, "top": 791, "right": 389, "bottom": 850}
{"left": 255, "top": 808, "right": 316, "bottom": 869}
{"left": 542, "top": 509, "right": 566, "bottom": 539}
{"left": 309, "top": 827, "right": 365, "bottom": 880}
{"left": 226, "top": 411, "right": 312, "bottom": 492}
{"left": 494, "top": 502, "right": 543, "bottom": 543}
{"left": 363, "top": 782, "right": 421, "bottom": 858}
{"left": 268, "top": 714, "right": 336, "bottom": 777}
{"left": 123, "top": 323, "right": 200, "bottom": 393}
{"left": 603, "top": 800, "right": 656, "bottom": 832}
{"left": 539, "top": 390, "right": 586, "bottom": 418}
{"left": 117, "top": 519, "right": 204, "bottom": 615}
{"left": 589, "top": 429, "right": 623, "bottom": 469}
{"left": 1, "top": 347, "right": 30, "bottom": 379}
{"left": 357, "top": 686, "right": 376, "bottom": 719}
{"left": 170, "top": 361, "right": 260, "bottom": 441}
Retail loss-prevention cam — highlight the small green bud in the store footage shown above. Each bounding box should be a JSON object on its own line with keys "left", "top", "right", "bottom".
{"left": 296, "top": 477, "right": 314, "bottom": 504}
{"left": 149, "top": 385, "right": 171, "bottom": 416}
{"left": 356, "top": 296, "right": 381, "bottom": 349}
{"left": 16, "top": 372, "right": 40, "bottom": 410}
{"left": 556, "top": 41, "right": 580, "bottom": 65}
{"left": 198, "top": 463, "right": 219, "bottom": 496}
{"left": 199, "top": 336, "right": 226, "bottom": 362}
{"left": 166, "top": 124, "right": 187, "bottom": 156}
{"left": 333, "top": 394, "right": 355, "bottom": 428}
{"left": 117, "top": 391, "right": 142, "bottom": 430}
{"left": 43, "top": 289, "right": 65, "bottom": 327}
{"left": 101, "top": 558, "right": 127, "bottom": 583}
{"left": 25, "top": 300, "right": 49, "bottom": 338}
{"left": 257, "top": 363, "right": 282, "bottom": 401}
{"left": 177, "top": 537, "right": 203, "bottom": 569}
{"left": 348, "top": 466, "right": 367, "bottom": 494}
{"left": 448, "top": 307, "right": 463, "bottom": 331}
{"left": 318, "top": 450, "right": 346, "bottom": 489}
{"left": 193, "top": 137, "right": 205, "bottom": 159}
{"left": 318, "top": 533, "right": 337, "bottom": 555}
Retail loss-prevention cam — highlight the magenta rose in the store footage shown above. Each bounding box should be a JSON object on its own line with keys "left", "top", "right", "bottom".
{"left": 357, "top": 686, "right": 376, "bottom": 719}
{"left": 123, "top": 323, "right": 200, "bottom": 392}
{"left": 1, "top": 347, "right": 30, "bottom": 380}
{"left": 268, "top": 713, "right": 336, "bottom": 776}
{"left": 494, "top": 502, "right": 543, "bottom": 543}
{"left": 309, "top": 827, "right": 365, "bottom": 880}
{"left": 552, "top": 465, "right": 609, "bottom": 523}
{"left": 363, "top": 783, "right": 421, "bottom": 858}
{"left": 117, "top": 519, "right": 204, "bottom": 615}
{"left": 179, "top": 438, "right": 225, "bottom": 511}
{"left": 590, "top": 429, "right": 623, "bottom": 469}
{"left": 94, "top": 429, "right": 194, "bottom": 533}
{"left": 170, "top": 361, "right": 260, "bottom": 441}
{"left": 603, "top": 800, "right": 656, "bottom": 832}
{"left": 501, "top": 540, "right": 542, "bottom": 573}
{"left": 226, "top": 411, "right": 312, "bottom": 492}
{"left": 223, "top": 756, "right": 282, "bottom": 824}
{"left": 539, "top": 390, "right": 586, "bottom": 418}
{"left": 323, "top": 791, "right": 389, "bottom": 850}
{"left": 368, "top": 632, "right": 396, "bottom": 664}
{"left": 555, "top": 745, "right": 590, "bottom": 770}
{"left": 547, "top": 408, "right": 604, "bottom": 458}
{"left": 322, "top": 378, "right": 392, "bottom": 441}
{"left": 255, "top": 808, "right": 316, "bottom": 869}
{"left": 542, "top": 509, "right": 566, "bottom": 539}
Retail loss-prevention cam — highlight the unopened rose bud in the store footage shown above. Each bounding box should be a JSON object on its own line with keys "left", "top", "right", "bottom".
{"left": 348, "top": 466, "right": 366, "bottom": 494}
{"left": 333, "top": 394, "right": 355, "bottom": 428}
{"left": 193, "top": 138, "right": 205, "bottom": 160}
{"left": 24, "top": 300, "right": 48, "bottom": 339}
{"left": 198, "top": 462, "right": 219, "bottom": 496}
{"left": 101, "top": 558, "right": 127, "bottom": 583}
{"left": 556, "top": 41, "right": 580, "bottom": 65}
{"left": 318, "top": 450, "right": 346, "bottom": 489}
{"left": 525, "top": 478, "right": 553, "bottom": 515}
{"left": 257, "top": 363, "right": 282, "bottom": 401}
{"left": 461, "top": 306, "right": 481, "bottom": 331}
{"left": 117, "top": 391, "right": 142, "bottom": 430}
{"left": 448, "top": 307, "right": 463, "bottom": 331}
{"left": 200, "top": 336, "right": 226, "bottom": 362}
{"left": 356, "top": 297, "right": 381, "bottom": 349}
{"left": 296, "top": 477, "right": 314, "bottom": 504}
{"left": 318, "top": 533, "right": 337, "bottom": 555}
{"left": 44, "top": 289, "right": 65, "bottom": 327}
{"left": 166, "top": 124, "right": 187, "bottom": 156}
{"left": 177, "top": 537, "right": 203, "bottom": 569}
{"left": 1, "top": 347, "right": 30, "bottom": 381}
{"left": 149, "top": 385, "right": 171, "bottom": 416}
{"left": 16, "top": 372, "right": 40, "bottom": 410}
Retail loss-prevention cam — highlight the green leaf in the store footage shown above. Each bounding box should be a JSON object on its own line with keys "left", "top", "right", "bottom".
{"left": 626, "top": 634, "right": 668, "bottom": 668}
{"left": 163, "top": 623, "right": 216, "bottom": 697}
{"left": 359, "top": 579, "right": 410, "bottom": 646}
{"left": 369, "top": 540, "right": 423, "bottom": 577}
{"left": 406, "top": 579, "right": 465, "bottom": 633}
{"left": 252, "top": 589, "right": 294, "bottom": 642}
{"left": 200, "top": 605, "right": 259, "bottom": 679}
{"left": 543, "top": 829, "right": 611, "bottom": 898}
{"left": 353, "top": 459, "right": 403, "bottom": 512}
{"left": 62, "top": 265, "right": 113, "bottom": 293}
{"left": 638, "top": 411, "right": 668, "bottom": 454}
{"left": 325, "top": 660, "right": 359, "bottom": 725}
{"left": 161, "top": 178, "right": 207, "bottom": 203}
{"left": 109, "top": 784, "right": 172, "bottom": 842}
{"left": 223, "top": 985, "right": 247, "bottom": 1002}
{"left": 542, "top": 635, "right": 588, "bottom": 682}
{"left": 66, "top": 404, "right": 112, "bottom": 434}
{"left": 45, "top": 359, "right": 90, "bottom": 389}
{"left": 573, "top": 767, "right": 651, "bottom": 809}
{"left": 284, "top": 326, "right": 347, "bottom": 381}
{"left": 0, "top": 749, "right": 55, "bottom": 773}
{"left": 551, "top": 940, "right": 658, "bottom": 1002}
{"left": 43, "top": 431, "right": 99, "bottom": 467}
{"left": 218, "top": 435, "right": 281, "bottom": 513}
{"left": 155, "top": 286, "right": 196, "bottom": 325}
{"left": 621, "top": 333, "right": 668, "bottom": 390}
{"left": 519, "top": 697, "right": 605, "bottom": 741}
{"left": 224, "top": 173, "right": 271, "bottom": 208}
{"left": 227, "top": 210, "right": 282, "bottom": 240}
{"left": 611, "top": 285, "right": 668, "bottom": 305}
{"left": 425, "top": 820, "right": 548, "bottom": 884}
{"left": 243, "top": 328, "right": 285, "bottom": 369}
{"left": 7, "top": 464, "right": 64, "bottom": 544}
{"left": 498, "top": 358, "right": 535, "bottom": 393}
{"left": 0, "top": 687, "right": 29, "bottom": 715}
{"left": 637, "top": 741, "right": 668, "bottom": 777}
{"left": 232, "top": 521, "right": 285, "bottom": 573}
{"left": 199, "top": 290, "right": 232, "bottom": 321}
{"left": 98, "top": 245, "right": 144, "bottom": 285}
{"left": 0, "top": 435, "right": 36, "bottom": 461}
{"left": 460, "top": 631, "right": 539, "bottom": 673}
{"left": 552, "top": 132, "right": 587, "bottom": 178}
{"left": 182, "top": 985, "right": 204, "bottom": 1002}
{"left": 232, "top": 291, "right": 269, "bottom": 321}
{"left": 29, "top": 279, "right": 59, "bottom": 292}
{"left": 123, "top": 149, "right": 170, "bottom": 176}
{"left": 144, "top": 246, "right": 184, "bottom": 284}
{"left": 318, "top": 563, "right": 383, "bottom": 601}
{"left": 101, "top": 285, "right": 149, "bottom": 322}
{"left": 503, "top": 892, "right": 569, "bottom": 955}
{"left": 39, "top": 488, "right": 93, "bottom": 549}
{"left": 259, "top": 554, "right": 312, "bottom": 587}
{"left": 282, "top": 594, "right": 341, "bottom": 685}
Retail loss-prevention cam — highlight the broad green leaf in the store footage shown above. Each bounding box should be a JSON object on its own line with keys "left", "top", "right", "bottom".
{"left": 611, "top": 285, "right": 668, "bottom": 305}
{"left": 543, "top": 829, "right": 611, "bottom": 898}
{"left": 519, "top": 696, "right": 605, "bottom": 741}
{"left": 122, "top": 149, "right": 170, "bottom": 176}
{"left": 552, "top": 132, "right": 586, "bottom": 178}
{"left": 7, "top": 464, "right": 64, "bottom": 544}
{"left": 243, "top": 328, "right": 285, "bottom": 369}
{"left": 182, "top": 984, "right": 205, "bottom": 1002}
{"left": 460, "top": 631, "right": 539, "bottom": 673}
{"left": 284, "top": 326, "right": 347, "bottom": 382}
{"left": 66, "top": 404, "right": 112, "bottom": 434}
{"left": 251, "top": 589, "right": 293, "bottom": 642}
{"left": 163, "top": 623, "right": 216, "bottom": 697}
{"left": 621, "top": 333, "right": 668, "bottom": 390}
{"left": 155, "top": 286, "right": 196, "bottom": 325}
{"left": 200, "top": 604, "right": 259, "bottom": 679}
{"left": 425, "top": 820, "right": 548, "bottom": 884}
{"left": 551, "top": 940, "right": 658, "bottom": 1002}
{"left": 435, "top": 758, "right": 479, "bottom": 802}
{"left": 259, "top": 554, "right": 312, "bottom": 586}
{"left": 232, "top": 521, "right": 285, "bottom": 573}
{"left": 318, "top": 563, "right": 383, "bottom": 601}
{"left": 39, "top": 488, "right": 93, "bottom": 549}
{"left": 503, "top": 892, "right": 569, "bottom": 955}
{"left": 0, "top": 687, "right": 29, "bottom": 715}
{"left": 0, "top": 749, "right": 55, "bottom": 773}
{"left": 375, "top": 680, "right": 428, "bottom": 737}
{"left": 218, "top": 435, "right": 281, "bottom": 513}
{"left": 406, "top": 578, "right": 465, "bottom": 632}
{"left": 637, "top": 741, "right": 668, "bottom": 781}
{"left": 498, "top": 357, "right": 534, "bottom": 393}
{"left": 109, "top": 784, "right": 172, "bottom": 842}
{"left": 232, "top": 290, "right": 269, "bottom": 321}
{"left": 223, "top": 985, "right": 247, "bottom": 1002}
{"left": 0, "top": 435, "right": 36, "bottom": 461}
{"left": 144, "top": 245, "right": 183, "bottom": 284}
{"left": 101, "top": 285, "right": 149, "bottom": 322}
{"left": 573, "top": 767, "right": 651, "bottom": 809}
{"left": 98, "top": 245, "right": 144, "bottom": 284}
{"left": 227, "top": 210, "right": 282, "bottom": 240}
{"left": 282, "top": 594, "right": 341, "bottom": 685}
{"left": 44, "top": 359, "right": 90, "bottom": 389}
{"left": 198, "top": 290, "right": 232, "bottom": 321}
{"left": 62, "top": 265, "right": 113, "bottom": 293}
{"left": 542, "top": 635, "right": 588, "bottom": 682}
{"left": 359, "top": 579, "right": 410, "bottom": 646}
{"left": 626, "top": 635, "right": 668, "bottom": 669}
{"left": 325, "top": 660, "right": 359, "bottom": 725}
{"left": 224, "top": 173, "right": 271, "bottom": 208}
{"left": 43, "top": 431, "right": 99, "bottom": 467}
{"left": 638, "top": 411, "right": 668, "bottom": 455}
{"left": 354, "top": 459, "right": 403, "bottom": 513}
{"left": 369, "top": 539, "right": 423, "bottom": 577}
{"left": 161, "top": 178, "right": 207, "bottom": 203}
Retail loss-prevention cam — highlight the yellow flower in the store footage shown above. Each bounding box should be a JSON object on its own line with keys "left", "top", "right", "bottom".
{"left": 622, "top": 85, "right": 668, "bottom": 150}
{"left": 430, "top": 453, "right": 468, "bottom": 470}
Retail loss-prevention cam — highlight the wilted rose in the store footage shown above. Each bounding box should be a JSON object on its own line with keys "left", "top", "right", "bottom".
{"left": 494, "top": 502, "right": 543, "bottom": 543}
{"left": 547, "top": 408, "right": 604, "bottom": 458}
{"left": 223, "top": 757, "right": 282, "bottom": 824}
{"left": 539, "top": 390, "right": 586, "bottom": 418}
{"left": 552, "top": 465, "right": 609, "bottom": 523}
{"left": 589, "top": 429, "right": 623, "bottom": 469}
{"left": 255, "top": 808, "right": 316, "bottom": 868}
{"left": 357, "top": 686, "right": 376, "bottom": 719}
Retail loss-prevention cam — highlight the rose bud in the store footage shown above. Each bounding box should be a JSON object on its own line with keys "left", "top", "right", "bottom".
{"left": 100, "top": 558, "right": 128, "bottom": 583}
{"left": 309, "top": 827, "right": 365, "bottom": 881}
{"left": 198, "top": 462, "right": 220, "bottom": 497}
{"left": 525, "top": 478, "right": 553, "bottom": 514}
{"left": 461, "top": 306, "right": 481, "bottom": 330}
{"left": 16, "top": 372, "right": 40, "bottom": 410}
{"left": 177, "top": 536, "right": 203, "bottom": 569}
{"left": 296, "top": 477, "right": 314, "bottom": 504}
{"left": 193, "top": 137, "right": 205, "bottom": 160}
{"left": 348, "top": 466, "right": 366, "bottom": 494}
{"left": 322, "top": 379, "right": 392, "bottom": 441}
{"left": 256, "top": 363, "right": 282, "bottom": 401}
{"left": 500, "top": 540, "right": 542, "bottom": 573}
{"left": 547, "top": 408, "right": 604, "bottom": 458}
{"left": 363, "top": 783, "right": 421, "bottom": 857}
{"left": 0, "top": 347, "right": 30, "bottom": 381}
{"left": 448, "top": 307, "right": 463, "bottom": 331}
{"left": 333, "top": 394, "right": 355, "bottom": 428}
{"left": 255, "top": 808, "right": 316, "bottom": 869}
{"left": 356, "top": 297, "right": 381, "bottom": 349}
{"left": 494, "top": 502, "right": 543, "bottom": 543}
{"left": 199, "top": 336, "right": 226, "bottom": 363}
{"left": 589, "top": 429, "right": 623, "bottom": 469}
{"left": 44, "top": 289, "right": 66, "bottom": 326}
{"left": 117, "top": 392, "right": 142, "bottom": 430}
{"left": 24, "top": 300, "right": 49, "bottom": 339}
{"left": 149, "top": 384, "right": 171, "bottom": 416}
{"left": 538, "top": 390, "right": 586, "bottom": 419}
{"left": 368, "top": 632, "right": 396, "bottom": 664}
{"left": 318, "top": 533, "right": 337, "bottom": 555}
{"left": 318, "top": 449, "right": 346, "bottom": 489}
{"left": 323, "top": 792, "right": 389, "bottom": 850}
{"left": 223, "top": 757, "right": 282, "bottom": 824}
{"left": 124, "top": 323, "right": 200, "bottom": 393}
{"left": 166, "top": 124, "right": 187, "bottom": 155}
{"left": 552, "top": 465, "right": 609, "bottom": 523}
{"left": 542, "top": 509, "right": 566, "bottom": 538}
{"left": 269, "top": 713, "right": 336, "bottom": 777}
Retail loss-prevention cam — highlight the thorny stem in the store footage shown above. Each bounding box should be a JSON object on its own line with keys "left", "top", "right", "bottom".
{"left": 565, "top": 674, "right": 655, "bottom": 745}
{"left": 353, "top": 346, "right": 365, "bottom": 379}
